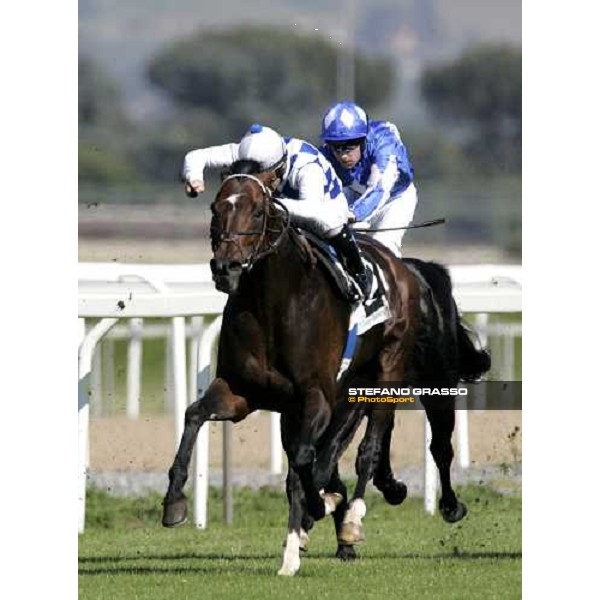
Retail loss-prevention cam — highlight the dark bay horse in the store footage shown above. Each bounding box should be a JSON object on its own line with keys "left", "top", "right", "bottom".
{"left": 162, "top": 160, "right": 490, "bottom": 575}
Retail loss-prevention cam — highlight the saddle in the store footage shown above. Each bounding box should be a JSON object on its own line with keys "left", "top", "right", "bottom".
{"left": 299, "top": 229, "right": 383, "bottom": 306}
{"left": 295, "top": 229, "right": 392, "bottom": 381}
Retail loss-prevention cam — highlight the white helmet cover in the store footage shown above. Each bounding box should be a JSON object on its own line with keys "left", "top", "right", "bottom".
{"left": 238, "top": 124, "right": 287, "bottom": 171}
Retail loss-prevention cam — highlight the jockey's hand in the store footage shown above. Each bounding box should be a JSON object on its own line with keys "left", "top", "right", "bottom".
{"left": 351, "top": 221, "right": 370, "bottom": 231}
{"left": 346, "top": 209, "right": 356, "bottom": 223}
{"left": 185, "top": 180, "right": 205, "bottom": 197}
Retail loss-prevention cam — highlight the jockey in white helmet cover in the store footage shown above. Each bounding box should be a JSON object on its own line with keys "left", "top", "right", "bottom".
{"left": 320, "top": 100, "right": 418, "bottom": 258}
{"left": 182, "top": 123, "right": 373, "bottom": 298}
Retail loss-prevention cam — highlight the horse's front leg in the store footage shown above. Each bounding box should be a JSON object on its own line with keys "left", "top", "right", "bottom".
{"left": 423, "top": 399, "right": 467, "bottom": 523}
{"left": 278, "top": 466, "right": 308, "bottom": 576}
{"left": 282, "top": 464, "right": 354, "bottom": 564}
{"left": 162, "top": 377, "right": 251, "bottom": 527}
{"left": 284, "top": 387, "right": 342, "bottom": 522}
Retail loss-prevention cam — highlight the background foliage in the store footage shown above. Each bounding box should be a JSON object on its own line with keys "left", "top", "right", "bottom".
{"left": 78, "top": 23, "right": 521, "bottom": 256}
{"left": 421, "top": 44, "right": 522, "bottom": 173}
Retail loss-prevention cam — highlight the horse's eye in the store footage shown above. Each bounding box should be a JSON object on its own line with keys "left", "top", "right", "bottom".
{"left": 254, "top": 209, "right": 264, "bottom": 219}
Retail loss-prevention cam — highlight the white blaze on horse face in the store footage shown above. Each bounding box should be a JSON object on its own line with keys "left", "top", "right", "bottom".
{"left": 224, "top": 193, "right": 244, "bottom": 208}
{"left": 278, "top": 530, "right": 301, "bottom": 576}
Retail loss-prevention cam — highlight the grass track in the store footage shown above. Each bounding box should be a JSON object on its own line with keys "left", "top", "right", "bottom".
{"left": 79, "top": 485, "right": 521, "bottom": 599}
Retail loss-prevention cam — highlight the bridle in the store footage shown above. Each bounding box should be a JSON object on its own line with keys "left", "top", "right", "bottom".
{"left": 210, "top": 173, "right": 291, "bottom": 272}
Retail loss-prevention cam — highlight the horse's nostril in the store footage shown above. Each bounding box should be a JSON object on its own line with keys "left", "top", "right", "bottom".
{"left": 210, "top": 258, "right": 243, "bottom": 276}
{"left": 210, "top": 258, "right": 226, "bottom": 274}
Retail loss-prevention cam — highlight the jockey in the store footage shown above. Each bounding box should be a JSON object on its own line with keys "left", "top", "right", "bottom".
{"left": 320, "top": 100, "right": 418, "bottom": 258}
{"left": 182, "top": 124, "right": 373, "bottom": 299}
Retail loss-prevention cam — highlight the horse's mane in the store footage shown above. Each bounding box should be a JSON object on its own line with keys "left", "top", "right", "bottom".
{"left": 228, "top": 159, "right": 262, "bottom": 175}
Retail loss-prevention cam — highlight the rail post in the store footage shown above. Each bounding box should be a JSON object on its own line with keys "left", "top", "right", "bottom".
{"left": 126, "top": 318, "right": 143, "bottom": 419}
{"left": 78, "top": 317, "right": 118, "bottom": 532}
{"left": 171, "top": 316, "right": 188, "bottom": 444}
{"left": 193, "top": 316, "right": 223, "bottom": 528}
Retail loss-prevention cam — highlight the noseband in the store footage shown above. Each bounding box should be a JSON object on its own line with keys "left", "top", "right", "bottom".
{"left": 211, "top": 173, "right": 291, "bottom": 271}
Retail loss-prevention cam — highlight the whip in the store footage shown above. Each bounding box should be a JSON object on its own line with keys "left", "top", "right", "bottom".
{"left": 351, "top": 218, "right": 446, "bottom": 232}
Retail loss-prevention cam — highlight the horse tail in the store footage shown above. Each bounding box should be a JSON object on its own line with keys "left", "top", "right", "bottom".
{"left": 401, "top": 257, "right": 492, "bottom": 382}
{"left": 456, "top": 317, "right": 491, "bottom": 382}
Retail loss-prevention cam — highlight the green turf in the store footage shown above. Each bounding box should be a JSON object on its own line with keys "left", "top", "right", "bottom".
{"left": 79, "top": 485, "right": 521, "bottom": 599}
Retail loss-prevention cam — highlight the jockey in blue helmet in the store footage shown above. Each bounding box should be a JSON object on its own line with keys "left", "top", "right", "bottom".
{"left": 182, "top": 124, "right": 373, "bottom": 299}
{"left": 320, "top": 100, "right": 418, "bottom": 258}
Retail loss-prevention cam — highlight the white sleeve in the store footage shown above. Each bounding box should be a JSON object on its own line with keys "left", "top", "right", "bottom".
{"left": 182, "top": 143, "right": 240, "bottom": 182}
{"left": 295, "top": 163, "right": 327, "bottom": 201}
{"left": 276, "top": 163, "right": 349, "bottom": 237}
{"left": 276, "top": 163, "right": 324, "bottom": 220}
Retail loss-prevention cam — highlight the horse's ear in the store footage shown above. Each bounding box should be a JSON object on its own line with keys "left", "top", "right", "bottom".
{"left": 220, "top": 169, "right": 231, "bottom": 181}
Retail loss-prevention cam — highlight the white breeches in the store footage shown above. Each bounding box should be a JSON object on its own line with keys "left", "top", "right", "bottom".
{"left": 365, "top": 183, "right": 418, "bottom": 257}
{"left": 279, "top": 195, "right": 349, "bottom": 239}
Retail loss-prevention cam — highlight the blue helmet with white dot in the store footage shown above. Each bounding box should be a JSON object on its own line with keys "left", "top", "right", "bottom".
{"left": 320, "top": 101, "right": 369, "bottom": 142}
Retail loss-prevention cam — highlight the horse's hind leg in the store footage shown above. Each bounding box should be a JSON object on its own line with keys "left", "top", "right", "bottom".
{"left": 162, "top": 377, "right": 251, "bottom": 527}
{"left": 373, "top": 414, "right": 408, "bottom": 505}
{"left": 325, "top": 465, "right": 357, "bottom": 561}
{"left": 423, "top": 402, "right": 467, "bottom": 523}
{"left": 338, "top": 409, "right": 393, "bottom": 545}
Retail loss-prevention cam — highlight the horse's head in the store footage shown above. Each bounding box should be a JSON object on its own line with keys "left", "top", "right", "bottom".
{"left": 209, "top": 161, "right": 288, "bottom": 294}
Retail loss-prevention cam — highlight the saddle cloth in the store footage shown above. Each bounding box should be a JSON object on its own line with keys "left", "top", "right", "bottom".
{"left": 299, "top": 230, "right": 391, "bottom": 381}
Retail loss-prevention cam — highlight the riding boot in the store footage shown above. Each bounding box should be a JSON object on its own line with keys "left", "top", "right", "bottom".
{"left": 329, "top": 224, "right": 373, "bottom": 299}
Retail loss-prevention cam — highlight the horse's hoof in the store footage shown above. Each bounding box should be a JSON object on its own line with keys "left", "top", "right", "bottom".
{"left": 162, "top": 498, "right": 188, "bottom": 527}
{"left": 322, "top": 492, "right": 344, "bottom": 516}
{"left": 277, "top": 558, "right": 300, "bottom": 576}
{"left": 440, "top": 500, "right": 468, "bottom": 523}
{"left": 381, "top": 480, "right": 408, "bottom": 506}
{"left": 299, "top": 529, "right": 310, "bottom": 552}
{"left": 336, "top": 544, "right": 358, "bottom": 561}
{"left": 338, "top": 522, "right": 365, "bottom": 545}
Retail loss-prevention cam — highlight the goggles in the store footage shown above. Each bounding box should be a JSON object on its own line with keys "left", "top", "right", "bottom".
{"left": 327, "top": 140, "right": 362, "bottom": 155}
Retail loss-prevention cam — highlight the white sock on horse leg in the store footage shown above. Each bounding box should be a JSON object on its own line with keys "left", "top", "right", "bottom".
{"left": 278, "top": 530, "right": 301, "bottom": 576}
{"left": 343, "top": 498, "right": 367, "bottom": 525}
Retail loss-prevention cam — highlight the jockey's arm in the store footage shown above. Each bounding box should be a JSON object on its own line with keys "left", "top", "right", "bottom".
{"left": 276, "top": 163, "right": 351, "bottom": 238}
{"left": 349, "top": 154, "right": 399, "bottom": 222}
{"left": 349, "top": 128, "right": 413, "bottom": 222}
{"left": 274, "top": 163, "right": 326, "bottom": 219}
{"left": 296, "top": 163, "right": 327, "bottom": 202}
{"left": 182, "top": 143, "right": 239, "bottom": 196}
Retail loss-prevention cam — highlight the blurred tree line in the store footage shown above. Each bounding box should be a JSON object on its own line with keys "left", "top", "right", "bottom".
{"left": 80, "top": 27, "right": 393, "bottom": 189}
{"left": 421, "top": 44, "right": 521, "bottom": 174}
{"left": 79, "top": 27, "right": 521, "bottom": 255}
{"left": 80, "top": 27, "right": 521, "bottom": 189}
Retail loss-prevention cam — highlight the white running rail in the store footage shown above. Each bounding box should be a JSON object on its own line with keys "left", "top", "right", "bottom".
{"left": 78, "top": 263, "right": 521, "bottom": 530}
